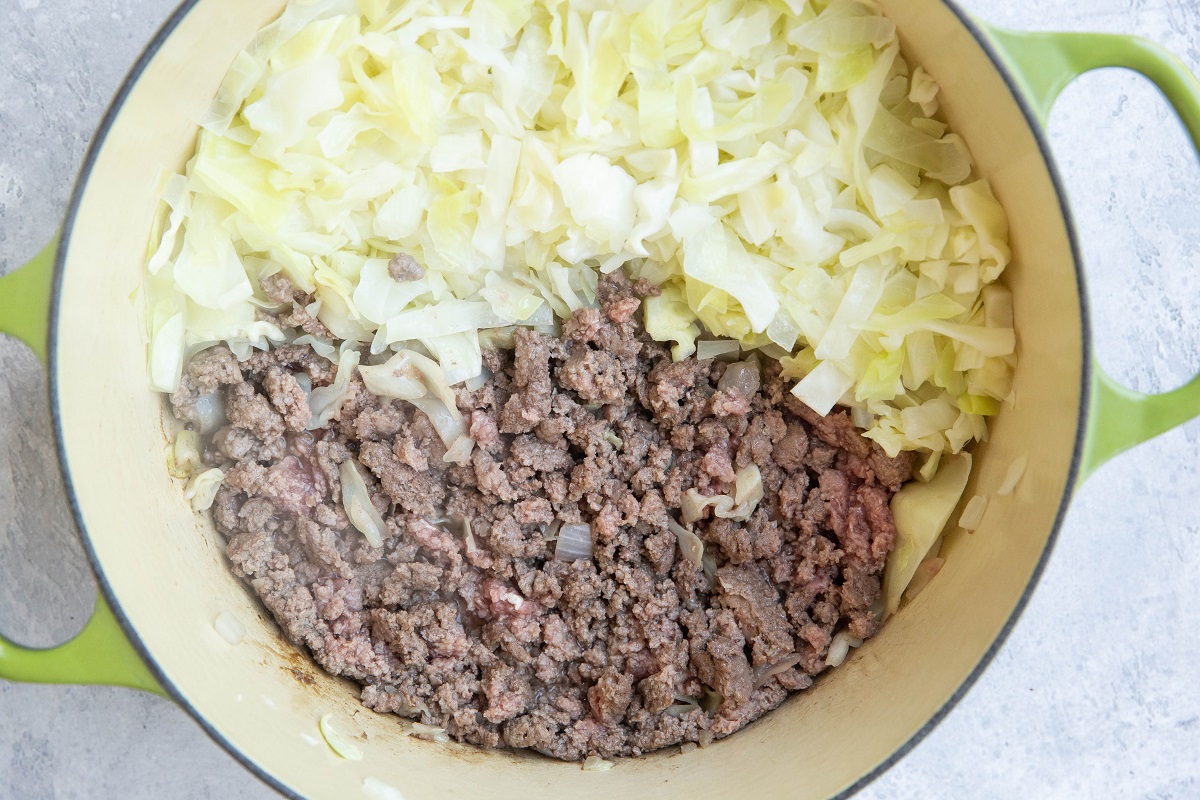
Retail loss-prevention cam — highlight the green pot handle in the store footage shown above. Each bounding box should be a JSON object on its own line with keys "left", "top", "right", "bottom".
{"left": 983, "top": 25, "right": 1200, "bottom": 482}
{"left": 0, "top": 240, "right": 164, "bottom": 695}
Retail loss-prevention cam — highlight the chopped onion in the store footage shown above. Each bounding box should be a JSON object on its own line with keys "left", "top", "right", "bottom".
{"left": 340, "top": 460, "right": 387, "bottom": 547}
{"left": 410, "top": 723, "right": 449, "bottom": 743}
{"left": 717, "top": 359, "right": 761, "bottom": 398}
{"left": 542, "top": 519, "right": 563, "bottom": 541}
{"left": 668, "top": 517, "right": 704, "bottom": 569}
{"left": 319, "top": 713, "right": 363, "bottom": 760}
{"left": 213, "top": 611, "right": 245, "bottom": 645}
{"left": 696, "top": 339, "right": 741, "bottom": 361}
{"left": 460, "top": 517, "right": 479, "bottom": 554}
{"left": 193, "top": 391, "right": 226, "bottom": 436}
{"left": 733, "top": 464, "right": 763, "bottom": 507}
{"left": 681, "top": 480, "right": 760, "bottom": 525}
{"left": 699, "top": 688, "right": 723, "bottom": 715}
{"left": 850, "top": 406, "right": 873, "bottom": 430}
{"left": 825, "top": 632, "right": 864, "bottom": 668}
{"left": 958, "top": 494, "right": 988, "bottom": 531}
{"left": 582, "top": 756, "right": 614, "bottom": 772}
{"left": 903, "top": 557, "right": 944, "bottom": 602}
{"left": 603, "top": 430, "right": 624, "bottom": 451}
{"left": 680, "top": 742, "right": 698, "bottom": 755}
{"left": 554, "top": 524, "right": 593, "bottom": 561}
{"left": 184, "top": 468, "right": 224, "bottom": 511}
{"left": 996, "top": 452, "right": 1029, "bottom": 496}
{"left": 665, "top": 697, "right": 700, "bottom": 717}
{"left": 170, "top": 430, "right": 203, "bottom": 478}
{"left": 442, "top": 434, "right": 475, "bottom": 465}
{"left": 752, "top": 653, "right": 803, "bottom": 688}
{"left": 697, "top": 730, "right": 714, "bottom": 749}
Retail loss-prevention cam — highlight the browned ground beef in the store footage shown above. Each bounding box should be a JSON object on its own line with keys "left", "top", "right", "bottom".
{"left": 175, "top": 271, "right": 914, "bottom": 760}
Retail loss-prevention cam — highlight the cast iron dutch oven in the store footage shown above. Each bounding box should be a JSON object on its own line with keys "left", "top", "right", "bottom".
{"left": 3, "top": 1, "right": 1200, "bottom": 798}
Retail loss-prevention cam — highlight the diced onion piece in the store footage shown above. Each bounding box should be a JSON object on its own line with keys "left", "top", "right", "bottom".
{"left": 213, "top": 611, "right": 245, "bottom": 645}
{"left": 825, "top": 632, "right": 864, "bottom": 668}
{"left": 668, "top": 518, "right": 704, "bottom": 569}
{"left": 733, "top": 464, "right": 763, "bottom": 507}
{"left": 193, "top": 391, "right": 226, "bottom": 436}
{"left": 718, "top": 359, "right": 761, "bottom": 398}
{"left": 681, "top": 470, "right": 761, "bottom": 524}
{"left": 958, "top": 494, "right": 988, "bottom": 531}
{"left": 442, "top": 434, "right": 475, "bottom": 465}
{"left": 410, "top": 723, "right": 449, "bottom": 743}
{"left": 582, "top": 756, "right": 614, "bottom": 772}
{"left": 319, "top": 713, "right": 364, "bottom": 760}
{"left": 340, "top": 460, "right": 387, "bottom": 548}
{"left": 462, "top": 517, "right": 480, "bottom": 553}
{"left": 697, "top": 730, "right": 714, "bottom": 749}
{"left": 699, "top": 688, "right": 723, "bottom": 715}
{"left": 665, "top": 697, "right": 700, "bottom": 717}
{"left": 996, "top": 452, "right": 1029, "bottom": 496}
{"left": 681, "top": 491, "right": 712, "bottom": 525}
{"left": 602, "top": 430, "right": 624, "bottom": 451}
{"left": 554, "top": 524, "right": 594, "bottom": 561}
{"left": 184, "top": 468, "right": 224, "bottom": 511}
{"left": 696, "top": 339, "right": 741, "bottom": 361}
{"left": 171, "top": 430, "right": 203, "bottom": 478}
{"left": 903, "top": 556, "right": 944, "bottom": 602}
{"left": 850, "top": 406, "right": 873, "bottom": 430}
{"left": 680, "top": 742, "right": 698, "bottom": 755}
{"left": 752, "top": 653, "right": 803, "bottom": 688}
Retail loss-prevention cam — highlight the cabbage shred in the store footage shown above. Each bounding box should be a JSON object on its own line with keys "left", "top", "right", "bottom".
{"left": 144, "top": 0, "right": 1015, "bottom": 458}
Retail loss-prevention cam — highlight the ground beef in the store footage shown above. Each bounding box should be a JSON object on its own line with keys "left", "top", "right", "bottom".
{"left": 176, "top": 270, "right": 915, "bottom": 760}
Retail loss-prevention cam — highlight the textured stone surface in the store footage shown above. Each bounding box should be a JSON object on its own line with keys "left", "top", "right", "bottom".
{"left": 2, "top": 0, "right": 1200, "bottom": 797}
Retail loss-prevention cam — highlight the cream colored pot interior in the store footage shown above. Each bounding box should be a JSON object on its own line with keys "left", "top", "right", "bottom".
{"left": 54, "top": 1, "right": 1082, "bottom": 797}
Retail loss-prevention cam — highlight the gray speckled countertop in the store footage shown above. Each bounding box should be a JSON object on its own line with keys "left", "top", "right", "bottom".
{"left": 2, "top": 0, "right": 1199, "bottom": 797}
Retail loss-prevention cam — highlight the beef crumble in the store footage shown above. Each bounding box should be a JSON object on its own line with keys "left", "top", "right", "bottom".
{"left": 178, "top": 271, "right": 914, "bottom": 760}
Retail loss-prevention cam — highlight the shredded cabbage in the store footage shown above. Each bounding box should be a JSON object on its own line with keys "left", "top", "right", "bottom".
{"left": 145, "top": 0, "right": 1014, "bottom": 458}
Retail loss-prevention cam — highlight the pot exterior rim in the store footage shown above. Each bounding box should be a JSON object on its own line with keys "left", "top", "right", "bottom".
{"left": 42, "top": 1, "right": 1091, "bottom": 797}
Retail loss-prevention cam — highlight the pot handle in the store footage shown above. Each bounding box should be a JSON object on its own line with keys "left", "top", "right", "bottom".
{"left": 0, "top": 237, "right": 56, "bottom": 363}
{"left": 0, "top": 241, "right": 164, "bottom": 694}
{"left": 984, "top": 25, "right": 1200, "bottom": 481}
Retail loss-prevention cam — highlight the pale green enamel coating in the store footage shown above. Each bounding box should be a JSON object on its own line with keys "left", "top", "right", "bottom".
{"left": 0, "top": 241, "right": 164, "bottom": 695}
{"left": 984, "top": 25, "right": 1200, "bottom": 481}
{"left": 0, "top": 237, "right": 57, "bottom": 364}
